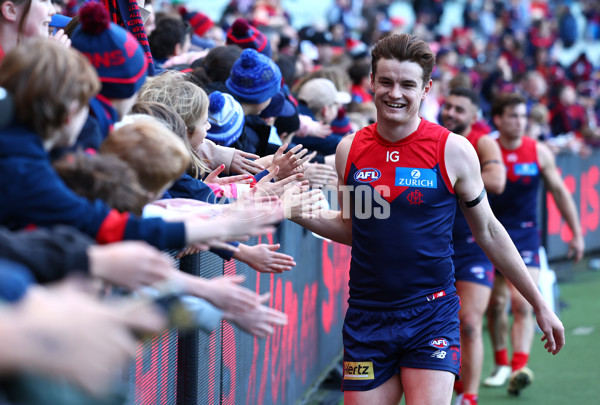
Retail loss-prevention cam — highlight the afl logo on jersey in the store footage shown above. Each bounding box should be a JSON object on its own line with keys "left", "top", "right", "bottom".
{"left": 354, "top": 168, "right": 381, "bottom": 183}
{"left": 429, "top": 338, "right": 449, "bottom": 349}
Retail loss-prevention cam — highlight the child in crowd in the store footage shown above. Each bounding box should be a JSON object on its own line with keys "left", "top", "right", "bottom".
{"left": 0, "top": 39, "right": 280, "bottom": 252}
{"left": 54, "top": 152, "right": 149, "bottom": 216}
{"left": 137, "top": 70, "right": 311, "bottom": 197}
{"left": 224, "top": 48, "right": 284, "bottom": 156}
{"left": 67, "top": 2, "right": 149, "bottom": 150}
{"left": 103, "top": 105, "right": 300, "bottom": 274}
{"left": 0, "top": 0, "right": 70, "bottom": 62}
{"left": 0, "top": 38, "right": 289, "bottom": 345}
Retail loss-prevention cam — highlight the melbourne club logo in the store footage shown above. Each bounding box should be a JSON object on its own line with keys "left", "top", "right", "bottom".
{"left": 407, "top": 189, "right": 423, "bottom": 205}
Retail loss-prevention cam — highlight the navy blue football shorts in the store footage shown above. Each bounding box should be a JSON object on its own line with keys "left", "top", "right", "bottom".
{"left": 453, "top": 234, "right": 494, "bottom": 288}
{"left": 495, "top": 227, "right": 540, "bottom": 276}
{"left": 508, "top": 227, "right": 540, "bottom": 267}
{"left": 341, "top": 293, "right": 461, "bottom": 392}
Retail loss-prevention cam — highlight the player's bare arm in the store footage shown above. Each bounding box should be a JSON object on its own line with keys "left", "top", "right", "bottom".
{"left": 537, "top": 141, "right": 584, "bottom": 262}
{"left": 476, "top": 135, "right": 506, "bottom": 195}
{"left": 291, "top": 135, "right": 354, "bottom": 246}
{"left": 446, "top": 134, "right": 565, "bottom": 355}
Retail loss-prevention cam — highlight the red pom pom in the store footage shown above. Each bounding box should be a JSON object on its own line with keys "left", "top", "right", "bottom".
{"left": 177, "top": 6, "right": 188, "bottom": 18}
{"left": 231, "top": 18, "right": 250, "bottom": 36}
{"left": 79, "top": 2, "right": 110, "bottom": 35}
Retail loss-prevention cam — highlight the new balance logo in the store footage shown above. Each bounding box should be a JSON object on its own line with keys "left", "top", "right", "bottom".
{"left": 431, "top": 350, "right": 447, "bottom": 359}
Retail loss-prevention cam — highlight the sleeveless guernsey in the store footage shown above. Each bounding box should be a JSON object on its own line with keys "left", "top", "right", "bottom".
{"left": 489, "top": 136, "right": 541, "bottom": 229}
{"left": 344, "top": 119, "right": 457, "bottom": 309}
{"left": 453, "top": 130, "right": 488, "bottom": 240}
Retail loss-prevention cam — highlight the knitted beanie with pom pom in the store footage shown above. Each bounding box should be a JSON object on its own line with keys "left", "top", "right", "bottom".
{"left": 71, "top": 2, "right": 148, "bottom": 99}
{"left": 206, "top": 91, "right": 245, "bottom": 146}
{"left": 225, "top": 49, "right": 281, "bottom": 104}
{"left": 178, "top": 7, "right": 214, "bottom": 37}
{"left": 226, "top": 18, "right": 271, "bottom": 57}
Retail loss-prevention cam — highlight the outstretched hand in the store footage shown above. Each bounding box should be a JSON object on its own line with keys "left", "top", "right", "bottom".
{"left": 282, "top": 185, "right": 325, "bottom": 220}
{"left": 255, "top": 166, "right": 306, "bottom": 198}
{"left": 88, "top": 241, "right": 177, "bottom": 291}
{"left": 268, "top": 144, "right": 313, "bottom": 181}
{"left": 182, "top": 274, "right": 262, "bottom": 313}
{"left": 230, "top": 150, "right": 265, "bottom": 175}
{"left": 303, "top": 162, "right": 337, "bottom": 189}
{"left": 5, "top": 285, "right": 166, "bottom": 396}
{"left": 204, "top": 164, "right": 254, "bottom": 186}
{"left": 235, "top": 243, "right": 296, "bottom": 273}
{"left": 223, "top": 292, "right": 288, "bottom": 337}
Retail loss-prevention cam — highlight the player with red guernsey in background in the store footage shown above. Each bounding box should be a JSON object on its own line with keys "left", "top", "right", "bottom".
{"left": 485, "top": 93, "right": 584, "bottom": 397}
{"left": 293, "top": 34, "right": 565, "bottom": 405}
{"left": 441, "top": 87, "right": 506, "bottom": 405}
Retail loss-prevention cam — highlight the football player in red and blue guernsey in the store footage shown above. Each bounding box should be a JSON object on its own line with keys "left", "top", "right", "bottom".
{"left": 293, "top": 34, "right": 565, "bottom": 405}
{"left": 441, "top": 87, "right": 506, "bottom": 405}
{"left": 485, "top": 93, "right": 584, "bottom": 396}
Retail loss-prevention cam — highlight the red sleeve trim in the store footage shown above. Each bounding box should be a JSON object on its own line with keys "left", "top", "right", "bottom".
{"left": 344, "top": 127, "right": 365, "bottom": 183}
{"left": 437, "top": 131, "right": 456, "bottom": 195}
{"left": 96, "top": 209, "right": 130, "bottom": 244}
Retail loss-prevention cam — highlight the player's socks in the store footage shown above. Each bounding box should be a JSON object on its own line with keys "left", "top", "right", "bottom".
{"left": 454, "top": 380, "right": 464, "bottom": 394}
{"left": 462, "top": 393, "right": 478, "bottom": 405}
{"left": 511, "top": 352, "right": 529, "bottom": 371}
{"left": 494, "top": 348, "right": 509, "bottom": 366}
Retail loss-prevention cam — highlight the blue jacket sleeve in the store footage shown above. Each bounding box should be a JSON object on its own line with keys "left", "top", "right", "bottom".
{"left": 169, "top": 174, "right": 234, "bottom": 204}
{"left": 209, "top": 241, "right": 240, "bottom": 261}
{"left": 1, "top": 159, "right": 186, "bottom": 250}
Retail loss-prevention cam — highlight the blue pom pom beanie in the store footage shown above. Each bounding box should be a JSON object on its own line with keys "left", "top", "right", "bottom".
{"left": 71, "top": 2, "right": 148, "bottom": 100}
{"left": 225, "top": 49, "right": 282, "bottom": 105}
{"left": 207, "top": 91, "right": 245, "bottom": 146}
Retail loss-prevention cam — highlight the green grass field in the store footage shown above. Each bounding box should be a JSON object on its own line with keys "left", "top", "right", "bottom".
{"left": 474, "top": 262, "right": 600, "bottom": 404}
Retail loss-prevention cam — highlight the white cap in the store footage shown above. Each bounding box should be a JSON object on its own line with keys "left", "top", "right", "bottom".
{"left": 298, "top": 78, "right": 351, "bottom": 111}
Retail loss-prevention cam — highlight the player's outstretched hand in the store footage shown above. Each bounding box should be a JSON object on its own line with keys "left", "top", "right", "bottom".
{"left": 535, "top": 305, "right": 565, "bottom": 355}
{"left": 282, "top": 185, "right": 325, "bottom": 220}
{"left": 304, "top": 162, "right": 338, "bottom": 189}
